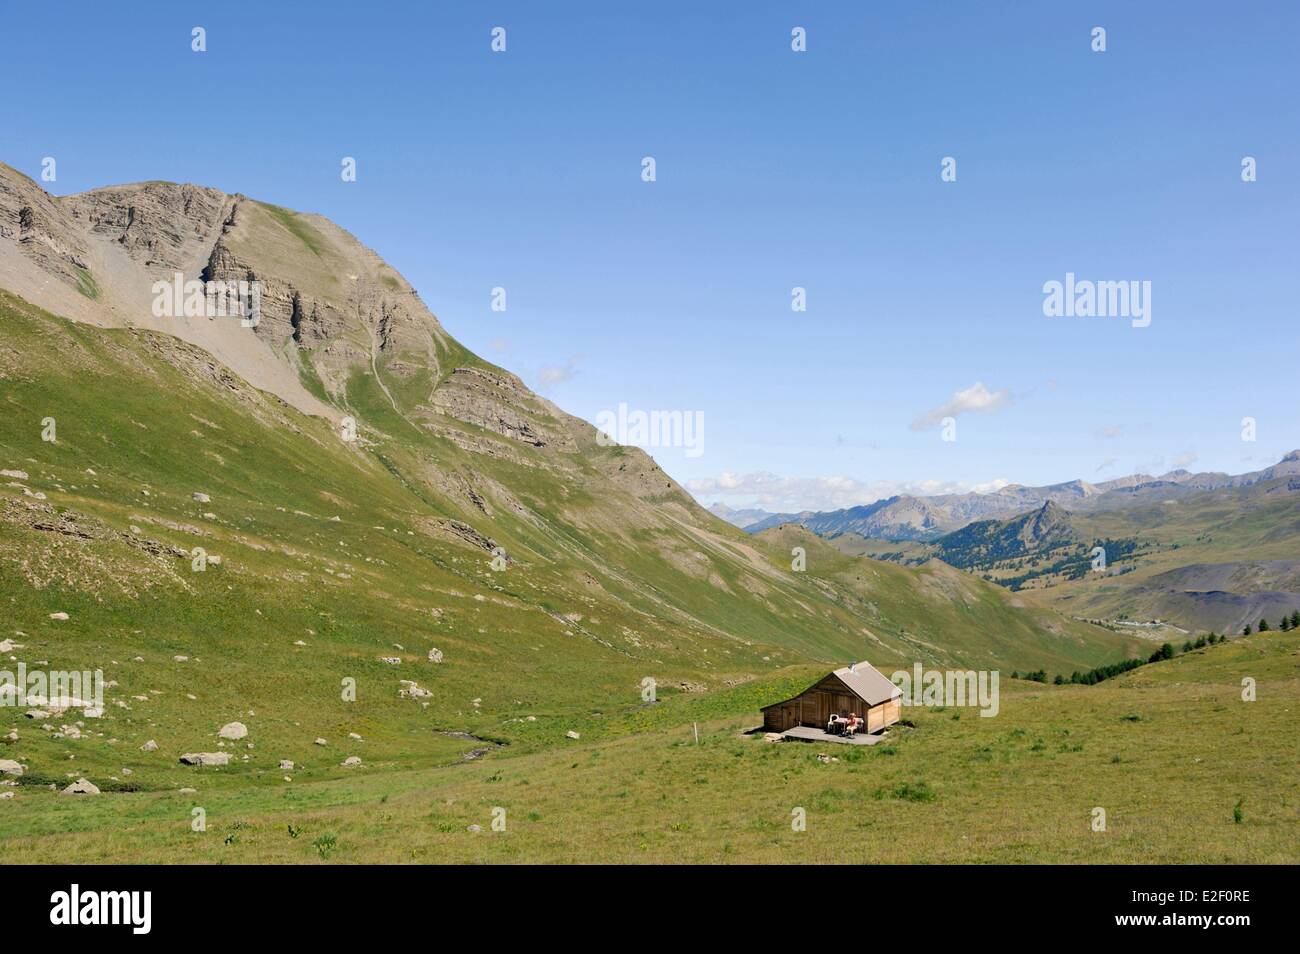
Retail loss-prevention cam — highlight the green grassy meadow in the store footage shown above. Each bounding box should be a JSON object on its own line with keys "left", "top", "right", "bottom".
{"left": 3, "top": 633, "right": 1294, "bottom": 863}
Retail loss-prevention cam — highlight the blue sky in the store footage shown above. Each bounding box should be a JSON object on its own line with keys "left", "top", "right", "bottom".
{"left": 5, "top": 0, "right": 1297, "bottom": 511}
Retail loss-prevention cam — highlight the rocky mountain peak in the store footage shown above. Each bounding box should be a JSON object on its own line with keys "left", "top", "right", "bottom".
{"left": 65, "top": 180, "right": 233, "bottom": 277}
{"left": 0, "top": 158, "right": 705, "bottom": 525}
{"left": 0, "top": 162, "right": 461, "bottom": 420}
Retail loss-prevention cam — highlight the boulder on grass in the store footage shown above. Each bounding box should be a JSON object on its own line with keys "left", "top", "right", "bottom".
{"left": 179, "top": 752, "right": 230, "bottom": 767}
{"left": 218, "top": 722, "right": 248, "bottom": 741}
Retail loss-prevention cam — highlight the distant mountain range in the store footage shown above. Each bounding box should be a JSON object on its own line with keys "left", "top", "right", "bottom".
{"left": 712, "top": 453, "right": 1300, "bottom": 540}
{"left": 706, "top": 502, "right": 774, "bottom": 530}
{"left": 709, "top": 454, "right": 1300, "bottom": 634}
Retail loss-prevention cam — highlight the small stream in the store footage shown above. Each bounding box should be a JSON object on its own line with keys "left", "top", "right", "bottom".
{"left": 434, "top": 729, "right": 506, "bottom": 763}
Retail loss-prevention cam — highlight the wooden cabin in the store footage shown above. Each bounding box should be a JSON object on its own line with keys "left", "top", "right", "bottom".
{"left": 762, "top": 661, "right": 902, "bottom": 735}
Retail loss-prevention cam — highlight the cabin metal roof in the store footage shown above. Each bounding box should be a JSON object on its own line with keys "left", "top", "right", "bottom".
{"left": 832, "top": 661, "right": 903, "bottom": 706}
{"left": 762, "top": 660, "right": 902, "bottom": 710}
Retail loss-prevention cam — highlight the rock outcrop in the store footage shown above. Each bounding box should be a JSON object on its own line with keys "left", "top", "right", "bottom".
{"left": 179, "top": 752, "right": 231, "bottom": 767}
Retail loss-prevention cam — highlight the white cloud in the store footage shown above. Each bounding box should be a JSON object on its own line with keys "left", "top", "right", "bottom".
{"left": 1136, "top": 451, "right": 1200, "bottom": 475}
{"left": 686, "top": 471, "right": 1011, "bottom": 513}
{"left": 535, "top": 356, "right": 581, "bottom": 391}
{"left": 970, "top": 477, "right": 1011, "bottom": 494}
{"left": 911, "top": 381, "right": 1014, "bottom": 431}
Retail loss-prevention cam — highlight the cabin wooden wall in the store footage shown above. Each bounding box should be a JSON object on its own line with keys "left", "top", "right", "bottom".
{"left": 763, "top": 700, "right": 800, "bottom": 731}
{"left": 867, "top": 704, "right": 885, "bottom": 732}
{"left": 881, "top": 699, "right": 900, "bottom": 726}
{"left": 809, "top": 675, "right": 859, "bottom": 725}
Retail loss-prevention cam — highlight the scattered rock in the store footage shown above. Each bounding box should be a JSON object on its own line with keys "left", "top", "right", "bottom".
{"left": 179, "top": 752, "right": 230, "bottom": 767}
{"left": 427, "top": 647, "right": 444, "bottom": 664}
{"left": 140, "top": 739, "right": 158, "bottom": 752}
{"left": 218, "top": 721, "right": 248, "bottom": 741}
{"left": 0, "top": 791, "right": 13, "bottom": 800}
{"left": 173, "top": 655, "right": 188, "bottom": 662}
{"left": 763, "top": 732, "right": 783, "bottom": 743}
{"left": 340, "top": 756, "right": 362, "bottom": 768}
{"left": 348, "top": 732, "right": 362, "bottom": 741}
{"left": 61, "top": 778, "right": 100, "bottom": 795}
{"left": 398, "top": 683, "right": 432, "bottom": 699}
{"left": 466, "top": 824, "right": 483, "bottom": 833}
{"left": 178, "top": 787, "right": 197, "bottom": 795}
{"left": 565, "top": 730, "right": 581, "bottom": 740}
{"left": 0, "top": 470, "right": 29, "bottom": 480}
{"left": 0, "top": 759, "right": 23, "bottom": 776}
{"left": 48, "top": 612, "right": 70, "bottom": 621}
{"left": 379, "top": 656, "right": 401, "bottom": 665}
{"left": 192, "top": 492, "right": 211, "bottom": 503}
{"left": 279, "top": 760, "right": 294, "bottom": 770}
{"left": 314, "top": 738, "right": 327, "bottom": 746}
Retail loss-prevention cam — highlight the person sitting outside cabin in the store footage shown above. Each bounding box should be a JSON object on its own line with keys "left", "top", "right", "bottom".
{"left": 844, "top": 713, "right": 862, "bottom": 738}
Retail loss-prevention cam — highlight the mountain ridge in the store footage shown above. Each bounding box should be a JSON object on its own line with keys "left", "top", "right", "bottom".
{"left": 740, "top": 453, "right": 1300, "bottom": 541}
